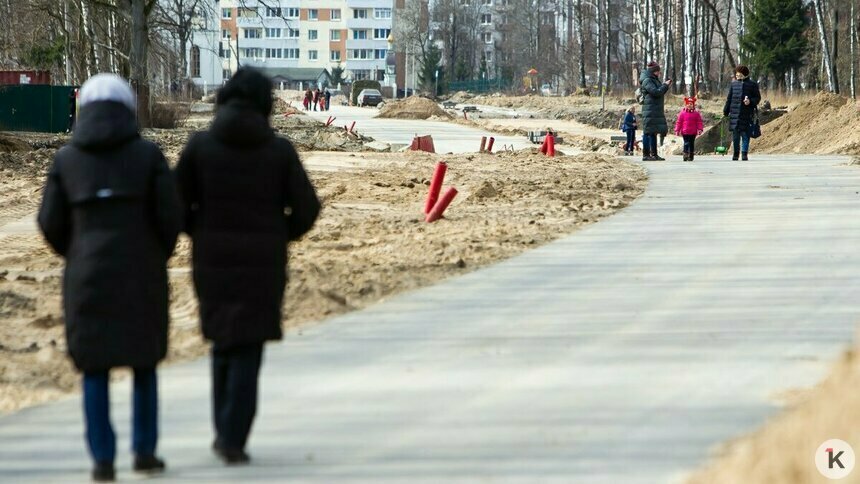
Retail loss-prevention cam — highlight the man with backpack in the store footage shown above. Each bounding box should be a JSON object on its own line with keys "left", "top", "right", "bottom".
{"left": 637, "top": 62, "right": 672, "bottom": 161}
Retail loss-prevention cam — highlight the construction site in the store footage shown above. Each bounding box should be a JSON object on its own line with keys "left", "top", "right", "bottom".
{"left": 2, "top": 88, "right": 860, "bottom": 483}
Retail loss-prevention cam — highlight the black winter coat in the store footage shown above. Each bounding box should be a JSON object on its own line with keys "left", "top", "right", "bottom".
{"left": 639, "top": 70, "right": 670, "bottom": 135}
{"left": 175, "top": 100, "right": 320, "bottom": 349}
{"left": 723, "top": 79, "right": 761, "bottom": 132}
{"left": 38, "top": 101, "right": 181, "bottom": 372}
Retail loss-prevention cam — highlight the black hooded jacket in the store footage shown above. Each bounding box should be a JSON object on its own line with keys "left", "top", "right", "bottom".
{"left": 175, "top": 97, "right": 320, "bottom": 349}
{"left": 38, "top": 101, "right": 181, "bottom": 371}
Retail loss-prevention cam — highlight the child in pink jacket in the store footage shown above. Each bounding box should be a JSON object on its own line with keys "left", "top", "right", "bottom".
{"left": 674, "top": 97, "right": 704, "bottom": 161}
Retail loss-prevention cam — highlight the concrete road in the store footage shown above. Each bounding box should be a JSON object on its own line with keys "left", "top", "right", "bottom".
{"left": 304, "top": 104, "right": 532, "bottom": 153}
{"left": 2, "top": 155, "right": 860, "bottom": 483}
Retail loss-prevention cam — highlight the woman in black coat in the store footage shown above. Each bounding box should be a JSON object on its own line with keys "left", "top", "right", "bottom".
{"left": 175, "top": 67, "right": 320, "bottom": 464}
{"left": 723, "top": 64, "right": 761, "bottom": 160}
{"left": 38, "top": 74, "right": 181, "bottom": 482}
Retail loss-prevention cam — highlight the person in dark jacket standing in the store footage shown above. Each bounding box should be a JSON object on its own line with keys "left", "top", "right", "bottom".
{"left": 312, "top": 87, "right": 321, "bottom": 111}
{"left": 38, "top": 74, "right": 181, "bottom": 482}
{"left": 175, "top": 67, "right": 321, "bottom": 465}
{"left": 324, "top": 88, "right": 332, "bottom": 111}
{"left": 723, "top": 65, "right": 761, "bottom": 161}
{"left": 639, "top": 61, "right": 673, "bottom": 161}
{"left": 620, "top": 106, "right": 638, "bottom": 155}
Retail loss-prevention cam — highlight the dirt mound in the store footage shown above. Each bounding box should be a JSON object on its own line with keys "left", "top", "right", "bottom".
{"left": 273, "top": 97, "right": 302, "bottom": 115}
{"left": 753, "top": 92, "right": 857, "bottom": 154}
{"left": 272, "top": 115, "right": 374, "bottom": 152}
{"left": 0, "top": 133, "right": 32, "bottom": 153}
{"left": 378, "top": 97, "right": 452, "bottom": 120}
{"left": 573, "top": 109, "right": 625, "bottom": 130}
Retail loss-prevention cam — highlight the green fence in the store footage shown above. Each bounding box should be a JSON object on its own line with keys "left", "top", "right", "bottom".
{"left": 448, "top": 78, "right": 512, "bottom": 93}
{"left": 0, "top": 85, "right": 77, "bottom": 133}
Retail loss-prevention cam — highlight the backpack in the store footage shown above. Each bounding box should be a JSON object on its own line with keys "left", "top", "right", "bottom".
{"left": 635, "top": 87, "right": 645, "bottom": 104}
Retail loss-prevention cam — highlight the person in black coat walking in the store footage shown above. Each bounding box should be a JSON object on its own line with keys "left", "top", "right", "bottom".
{"left": 723, "top": 65, "right": 761, "bottom": 161}
{"left": 175, "top": 67, "right": 321, "bottom": 465}
{"left": 38, "top": 73, "right": 181, "bottom": 482}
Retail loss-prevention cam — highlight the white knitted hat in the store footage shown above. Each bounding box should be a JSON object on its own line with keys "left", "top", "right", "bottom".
{"left": 78, "top": 73, "right": 136, "bottom": 112}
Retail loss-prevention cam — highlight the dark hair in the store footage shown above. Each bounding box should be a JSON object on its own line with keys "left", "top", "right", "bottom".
{"left": 217, "top": 67, "right": 273, "bottom": 116}
{"left": 735, "top": 65, "right": 750, "bottom": 77}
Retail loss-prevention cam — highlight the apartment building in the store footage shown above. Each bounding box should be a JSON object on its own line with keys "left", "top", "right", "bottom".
{"left": 188, "top": 0, "right": 394, "bottom": 89}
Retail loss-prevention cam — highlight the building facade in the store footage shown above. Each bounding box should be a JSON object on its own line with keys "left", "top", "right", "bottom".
{"left": 189, "top": 0, "right": 393, "bottom": 90}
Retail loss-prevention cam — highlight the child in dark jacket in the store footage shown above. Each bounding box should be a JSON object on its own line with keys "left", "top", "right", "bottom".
{"left": 620, "top": 106, "right": 638, "bottom": 155}
{"left": 674, "top": 97, "right": 704, "bottom": 161}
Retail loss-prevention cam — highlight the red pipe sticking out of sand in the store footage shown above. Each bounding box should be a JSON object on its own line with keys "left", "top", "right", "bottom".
{"left": 426, "top": 187, "right": 458, "bottom": 223}
{"left": 424, "top": 162, "right": 447, "bottom": 214}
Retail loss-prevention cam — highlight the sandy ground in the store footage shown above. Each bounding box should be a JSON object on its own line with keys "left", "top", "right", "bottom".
{"left": 687, "top": 343, "right": 860, "bottom": 484}
{"left": 0, "top": 132, "right": 647, "bottom": 414}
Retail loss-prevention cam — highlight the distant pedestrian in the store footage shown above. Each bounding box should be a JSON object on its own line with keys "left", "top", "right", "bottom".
{"left": 723, "top": 65, "right": 761, "bottom": 161}
{"left": 324, "top": 89, "right": 332, "bottom": 111}
{"left": 38, "top": 73, "right": 181, "bottom": 482}
{"left": 674, "top": 97, "right": 704, "bottom": 161}
{"left": 620, "top": 106, "right": 638, "bottom": 155}
{"left": 175, "top": 67, "right": 321, "bottom": 465}
{"left": 312, "top": 87, "right": 321, "bottom": 111}
{"left": 638, "top": 61, "right": 672, "bottom": 161}
{"left": 303, "top": 88, "right": 312, "bottom": 111}
{"left": 67, "top": 88, "right": 78, "bottom": 132}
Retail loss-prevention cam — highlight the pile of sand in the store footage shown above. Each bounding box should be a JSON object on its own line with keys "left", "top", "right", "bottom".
{"left": 378, "top": 97, "right": 452, "bottom": 120}
{"left": 273, "top": 97, "right": 302, "bottom": 115}
{"left": 753, "top": 92, "right": 860, "bottom": 154}
{"left": 0, "top": 148, "right": 647, "bottom": 414}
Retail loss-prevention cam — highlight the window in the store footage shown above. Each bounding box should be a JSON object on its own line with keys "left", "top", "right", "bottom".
{"left": 285, "top": 48, "right": 300, "bottom": 59}
{"left": 223, "top": 69, "right": 231, "bottom": 81}
{"left": 266, "top": 7, "right": 282, "bottom": 17}
{"left": 286, "top": 8, "right": 299, "bottom": 18}
{"left": 221, "top": 8, "right": 231, "bottom": 19}
{"left": 287, "top": 28, "right": 300, "bottom": 39}
{"left": 374, "top": 49, "right": 387, "bottom": 59}
{"left": 241, "top": 47, "right": 263, "bottom": 58}
{"left": 309, "top": 50, "right": 318, "bottom": 60}
{"left": 266, "top": 48, "right": 283, "bottom": 59}
{"left": 223, "top": 48, "right": 231, "bottom": 59}
{"left": 191, "top": 46, "right": 200, "bottom": 77}
{"left": 485, "top": 50, "right": 493, "bottom": 62}
{"left": 374, "top": 8, "right": 392, "bottom": 19}
{"left": 331, "top": 50, "right": 341, "bottom": 61}
{"left": 353, "top": 29, "right": 367, "bottom": 40}
{"left": 482, "top": 0, "right": 492, "bottom": 5}
{"left": 331, "top": 9, "right": 341, "bottom": 20}
{"left": 238, "top": 8, "right": 256, "bottom": 18}
{"left": 309, "top": 9, "right": 318, "bottom": 20}
{"left": 481, "top": 32, "right": 493, "bottom": 43}
{"left": 373, "top": 28, "right": 391, "bottom": 40}
{"left": 222, "top": 29, "right": 231, "bottom": 39}
{"left": 348, "top": 49, "right": 373, "bottom": 60}
{"left": 353, "top": 69, "right": 370, "bottom": 80}
{"left": 353, "top": 9, "right": 368, "bottom": 19}
{"left": 308, "top": 30, "right": 318, "bottom": 40}
{"left": 376, "top": 70, "right": 385, "bottom": 81}
{"left": 481, "top": 14, "right": 492, "bottom": 24}
{"left": 266, "top": 28, "right": 281, "bottom": 38}
{"left": 244, "top": 28, "right": 262, "bottom": 39}
{"left": 330, "top": 30, "right": 342, "bottom": 41}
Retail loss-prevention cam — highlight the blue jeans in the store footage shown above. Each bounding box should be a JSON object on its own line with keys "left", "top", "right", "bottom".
{"left": 642, "top": 133, "right": 657, "bottom": 156}
{"left": 732, "top": 128, "right": 750, "bottom": 153}
{"left": 83, "top": 368, "right": 158, "bottom": 464}
{"left": 625, "top": 130, "right": 636, "bottom": 151}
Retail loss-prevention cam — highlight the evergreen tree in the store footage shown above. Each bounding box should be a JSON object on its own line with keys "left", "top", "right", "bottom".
{"left": 418, "top": 45, "right": 443, "bottom": 95}
{"left": 741, "top": 0, "right": 809, "bottom": 87}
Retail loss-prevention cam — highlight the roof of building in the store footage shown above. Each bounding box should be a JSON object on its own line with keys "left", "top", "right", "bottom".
{"left": 257, "top": 67, "right": 331, "bottom": 82}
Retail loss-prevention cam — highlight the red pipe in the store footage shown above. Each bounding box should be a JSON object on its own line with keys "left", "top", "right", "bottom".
{"left": 349, "top": 121, "right": 356, "bottom": 133}
{"left": 486, "top": 137, "right": 495, "bottom": 153}
{"left": 424, "top": 162, "right": 447, "bottom": 214}
{"left": 426, "top": 187, "right": 458, "bottom": 223}
{"left": 479, "top": 136, "right": 487, "bottom": 152}
{"left": 546, "top": 134, "right": 556, "bottom": 157}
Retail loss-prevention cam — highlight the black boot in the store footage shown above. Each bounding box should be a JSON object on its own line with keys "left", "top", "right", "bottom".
{"left": 653, "top": 148, "right": 665, "bottom": 161}
{"left": 92, "top": 462, "right": 115, "bottom": 482}
{"left": 133, "top": 454, "right": 166, "bottom": 474}
{"left": 732, "top": 150, "right": 740, "bottom": 161}
{"left": 213, "top": 440, "right": 251, "bottom": 465}
{"left": 689, "top": 152, "right": 695, "bottom": 161}
{"left": 741, "top": 152, "right": 748, "bottom": 161}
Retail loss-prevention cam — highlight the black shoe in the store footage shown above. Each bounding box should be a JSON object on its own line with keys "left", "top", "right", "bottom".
{"left": 689, "top": 154, "right": 695, "bottom": 161}
{"left": 642, "top": 156, "right": 654, "bottom": 161}
{"left": 92, "top": 462, "right": 115, "bottom": 482}
{"left": 682, "top": 152, "right": 689, "bottom": 161}
{"left": 213, "top": 440, "right": 251, "bottom": 465}
{"left": 732, "top": 152, "right": 740, "bottom": 161}
{"left": 653, "top": 155, "right": 665, "bottom": 161}
{"left": 741, "top": 152, "right": 749, "bottom": 161}
{"left": 133, "top": 454, "right": 166, "bottom": 474}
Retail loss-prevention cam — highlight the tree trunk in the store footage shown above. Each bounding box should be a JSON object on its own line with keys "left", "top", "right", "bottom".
{"left": 603, "top": 0, "right": 610, "bottom": 93}
{"left": 852, "top": 0, "right": 857, "bottom": 99}
{"left": 575, "top": 0, "right": 585, "bottom": 88}
{"left": 734, "top": 0, "right": 745, "bottom": 64}
{"left": 813, "top": 0, "right": 837, "bottom": 92}
{"left": 833, "top": 8, "right": 840, "bottom": 93}
{"left": 129, "top": 0, "right": 151, "bottom": 126}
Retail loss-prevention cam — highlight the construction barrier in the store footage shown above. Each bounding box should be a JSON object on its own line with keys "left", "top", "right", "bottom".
{"left": 410, "top": 135, "right": 436, "bottom": 153}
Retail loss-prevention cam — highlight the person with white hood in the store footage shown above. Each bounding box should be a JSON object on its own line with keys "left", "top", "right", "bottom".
{"left": 38, "top": 74, "right": 181, "bottom": 482}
